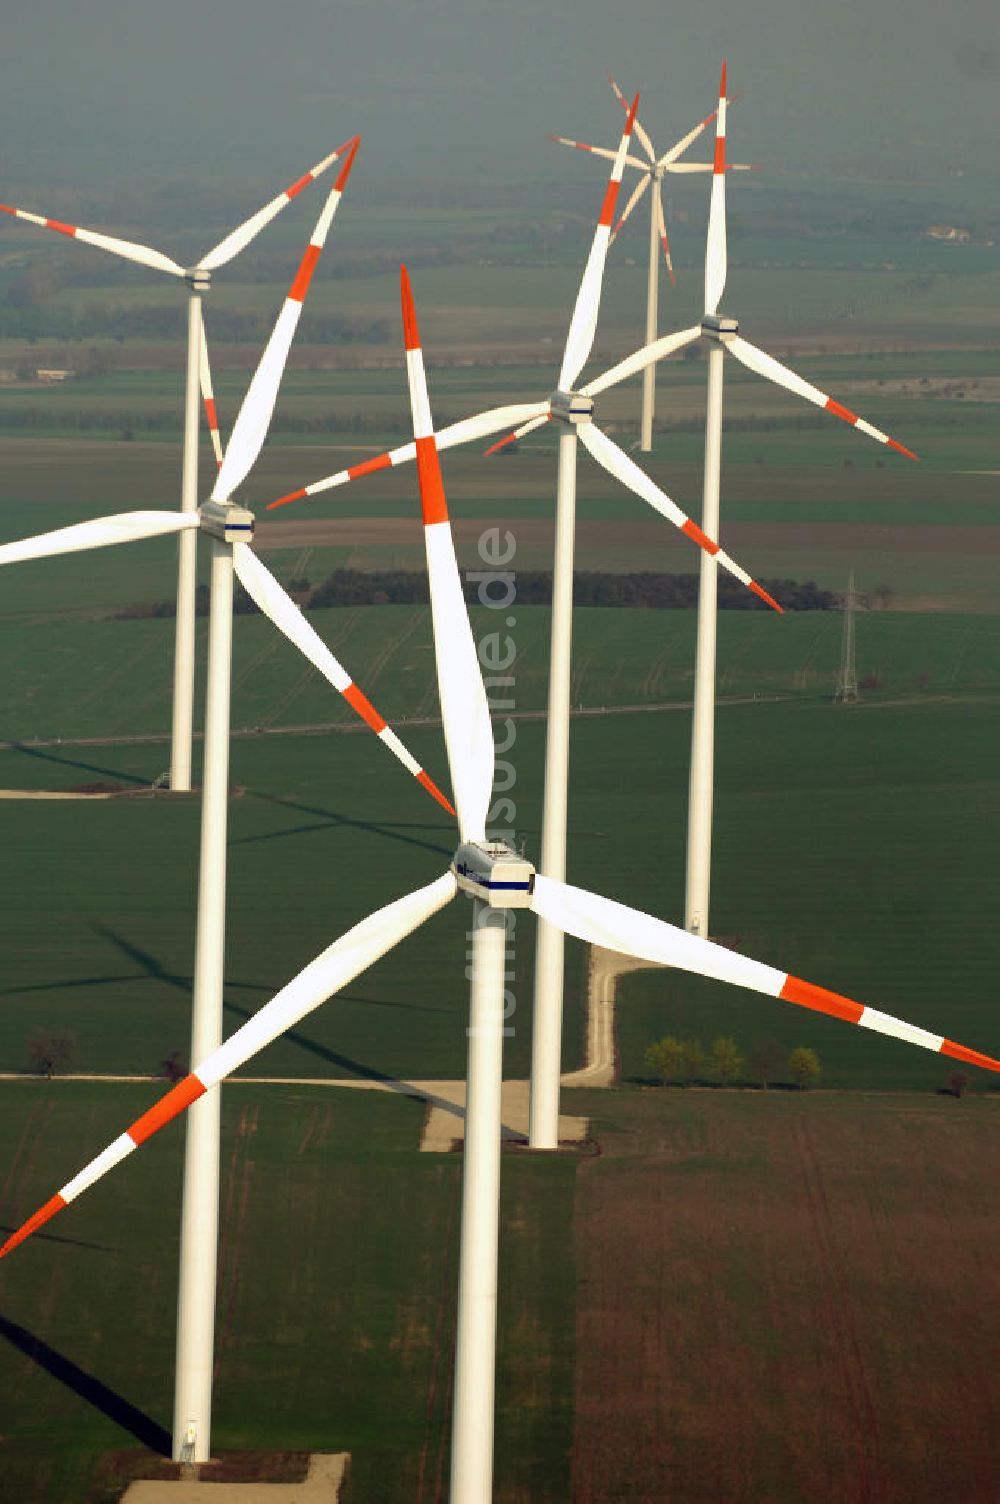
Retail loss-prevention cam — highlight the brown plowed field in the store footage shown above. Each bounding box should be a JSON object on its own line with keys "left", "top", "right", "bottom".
{"left": 258, "top": 515, "right": 1000, "bottom": 560}
{"left": 570, "top": 1091, "right": 1000, "bottom": 1504}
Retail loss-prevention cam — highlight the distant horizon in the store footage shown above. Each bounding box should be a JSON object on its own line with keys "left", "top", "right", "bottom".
{"left": 2, "top": 0, "right": 997, "bottom": 214}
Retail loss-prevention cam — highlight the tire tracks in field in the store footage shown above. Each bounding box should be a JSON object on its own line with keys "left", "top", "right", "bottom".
{"left": 231, "top": 634, "right": 281, "bottom": 696}
{"left": 1, "top": 1097, "right": 54, "bottom": 1225}
{"left": 948, "top": 623, "right": 976, "bottom": 688}
{"left": 415, "top": 1166, "right": 461, "bottom": 1504}
{"left": 64, "top": 633, "right": 165, "bottom": 735}
{"left": 792, "top": 614, "right": 834, "bottom": 694}
{"left": 260, "top": 659, "right": 323, "bottom": 728}
{"left": 792, "top": 1118, "right": 889, "bottom": 1503}
{"left": 359, "top": 608, "right": 424, "bottom": 705}
{"left": 213, "top": 1102, "right": 259, "bottom": 1378}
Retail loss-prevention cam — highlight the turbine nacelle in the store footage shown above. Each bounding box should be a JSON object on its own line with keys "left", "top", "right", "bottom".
{"left": 198, "top": 500, "right": 254, "bottom": 543}
{"left": 452, "top": 841, "right": 535, "bottom": 909}
{"left": 701, "top": 313, "right": 739, "bottom": 343}
{"left": 185, "top": 268, "right": 211, "bottom": 294}
{"left": 549, "top": 389, "right": 595, "bottom": 426}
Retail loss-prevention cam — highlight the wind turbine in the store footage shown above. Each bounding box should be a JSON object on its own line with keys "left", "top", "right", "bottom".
{"left": 3, "top": 270, "right": 996, "bottom": 1504}
{"left": 264, "top": 98, "right": 780, "bottom": 1150}
{"left": 684, "top": 62, "right": 918, "bottom": 942}
{"left": 0, "top": 158, "right": 455, "bottom": 1464}
{"left": 551, "top": 73, "right": 756, "bottom": 451}
{"left": 0, "top": 135, "right": 357, "bottom": 792}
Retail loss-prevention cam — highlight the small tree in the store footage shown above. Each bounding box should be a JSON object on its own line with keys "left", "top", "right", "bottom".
{"left": 788, "top": 1046, "right": 821, "bottom": 1089}
{"left": 709, "top": 1036, "right": 744, "bottom": 1086}
{"left": 644, "top": 1035, "right": 684, "bottom": 1085}
{"left": 28, "top": 1028, "right": 76, "bottom": 1079}
{"left": 749, "top": 1036, "right": 784, "bottom": 1090}
{"left": 678, "top": 1037, "right": 705, "bottom": 1087}
{"left": 946, "top": 1070, "right": 970, "bottom": 1098}
{"left": 161, "top": 1050, "right": 187, "bottom": 1083}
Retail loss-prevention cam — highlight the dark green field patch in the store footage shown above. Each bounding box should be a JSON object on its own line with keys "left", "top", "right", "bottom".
{"left": 0, "top": 1082, "right": 576, "bottom": 1503}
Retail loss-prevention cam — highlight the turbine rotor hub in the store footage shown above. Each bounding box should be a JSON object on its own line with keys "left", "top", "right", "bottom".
{"left": 701, "top": 313, "right": 739, "bottom": 343}
{"left": 185, "top": 267, "right": 211, "bottom": 294}
{"left": 199, "top": 500, "right": 255, "bottom": 544}
{"left": 549, "top": 389, "right": 594, "bottom": 427}
{"left": 452, "top": 841, "right": 535, "bottom": 909}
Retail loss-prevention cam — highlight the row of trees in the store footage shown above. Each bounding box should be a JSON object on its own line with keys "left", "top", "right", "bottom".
{"left": 312, "top": 566, "right": 839, "bottom": 612}
{"left": 1, "top": 263, "right": 389, "bottom": 345}
{"left": 116, "top": 568, "right": 835, "bottom": 621}
{"left": 16, "top": 1030, "right": 983, "bottom": 1099}
{"left": 644, "top": 1034, "right": 822, "bottom": 1090}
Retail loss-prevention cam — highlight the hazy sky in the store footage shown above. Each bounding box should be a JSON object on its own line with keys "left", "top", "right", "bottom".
{"left": 2, "top": 0, "right": 998, "bottom": 197}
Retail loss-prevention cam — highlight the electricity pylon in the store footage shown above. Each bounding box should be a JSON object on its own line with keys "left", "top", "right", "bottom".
{"left": 834, "top": 570, "right": 858, "bottom": 702}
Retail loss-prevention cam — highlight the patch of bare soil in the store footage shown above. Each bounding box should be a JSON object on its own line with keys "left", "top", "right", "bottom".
{"left": 569, "top": 1098, "right": 1000, "bottom": 1503}
{"left": 259, "top": 513, "right": 1000, "bottom": 560}
{"left": 114, "top": 1451, "right": 348, "bottom": 1501}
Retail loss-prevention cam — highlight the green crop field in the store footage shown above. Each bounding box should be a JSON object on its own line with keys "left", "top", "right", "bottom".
{"left": 0, "top": 1083, "right": 576, "bottom": 1504}
{"left": 1, "top": 689, "right": 998, "bottom": 1092}
{"left": 7, "top": 605, "right": 1000, "bottom": 746}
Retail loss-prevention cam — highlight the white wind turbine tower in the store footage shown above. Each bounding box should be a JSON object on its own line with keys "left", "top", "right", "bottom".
{"left": 4, "top": 268, "right": 997, "bottom": 1504}
{"left": 0, "top": 155, "right": 456, "bottom": 1464}
{"left": 0, "top": 135, "right": 356, "bottom": 793}
{"left": 684, "top": 61, "right": 918, "bottom": 941}
{"left": 264, "top": 96, "right": 780, "bottom": 1151}
{"left": 551, "top": 73, "right": 756, "bottom": 451}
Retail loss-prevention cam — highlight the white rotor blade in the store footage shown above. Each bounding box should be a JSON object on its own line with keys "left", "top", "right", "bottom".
{"left": 727, "top": 337, "right": 919, "bottom": 460}
{"left": 437, "top": 401, "right": 551, "bottom": 450}
{"left": 578, "top": 424, "right": 781, "bottom": 611}
{"left": 549, "top": 134, "right": 647, "bottom": 169}
{"left": 607, "top": 72, "right": 657, "bottom": 163}
{"left": 199, "top": 137, "right": 358, "bottom": 272}
{"left": 667, "top": 161, "right": 755, "bottom": 174}
{"left": 0, "top": 202, "right": 184, "bottom": 278}
{"left": 0, "top": 511, "right": 198, "bottom": 568}
{"left": 658, "top": 111, "right": 716, "bottom": 169}
{"left": 558, "top": 94, "right": 639, "bottom": 392}
{"left": 198, "top": 307, "right": 224, "bottom": 467}
{"left": 484, "top": 412, "right": 552, "bottom": 457}
{"left": 704, "top": 62, "right": 728, "bottom": 317}
{"left": 233, "top": 545, "right": 454, "bottom": 813}
{"left": 212, "top": 141, "right": 360, "bottom": 504}
{"left": 654, "top": 183, "right": 675, "bottom": 283}
{"left": 401, "top": 268, "right": 495, "bottom": 842}
{"left": 581, "top": 326, "right": 701, "bottom": 398}
{"left": 658, "top": 91, "right": 742, "bottom": 170}
{"left": 531, "top": 874, "right": 1000, "bottom": 1072}
{"left": 267, "top": 400, "right": 550, "bottom": 510}
{"left": 610, "top": 174, "right": 650, "bottom": 245}
{"left": 0, "top": 872, "right": 457, "bottom": 1262}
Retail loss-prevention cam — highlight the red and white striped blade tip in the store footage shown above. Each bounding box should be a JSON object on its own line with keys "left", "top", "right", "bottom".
{"left": 400, "top": 266, "right": 451, "bottom": 529}
{"left": 0, "top": 1072, "right": 207, "bottom": 1260}
{"left": 334, "top": 137, "right": 361, "bottom": 190}
{"left": 266, "top": 444, "right": 394, "bottom": 510}
{"left": 777, "top": 976, "right": 1000, "bottom": 1075}
{"left": 231, "top": 136, "right": 359, "bottom": 215}
{"left": 400, "top": 264, "right": 421, "bottom": 352}
{"left": 419, "top": 777, "right": 454, "bottom": 815}
{"left": 680, "top": 521, "right": 782, "bottom": 612}
{"left": 484, "top": 413, "right": 551, "bottom": 457}
{"left": 268, "top": 486, "right": 308, "bottom": 510}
